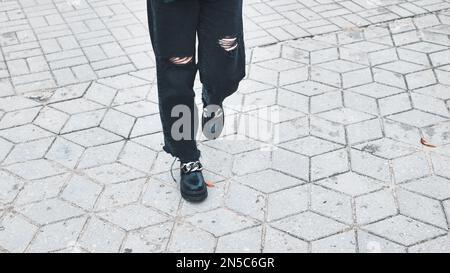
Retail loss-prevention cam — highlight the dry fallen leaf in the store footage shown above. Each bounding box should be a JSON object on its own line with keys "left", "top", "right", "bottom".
{"left": 420, "top": 138, "right": 437, "bottom": 148}
{"left": 205, "top": 181, "right": 215, "bottom": 188}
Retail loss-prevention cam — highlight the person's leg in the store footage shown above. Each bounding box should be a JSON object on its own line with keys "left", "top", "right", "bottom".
{"left": 147, "top": 0, "right": 201, "bottom": 163}
{"left": 197, "top": 0, "right": 246, "bottom": 107}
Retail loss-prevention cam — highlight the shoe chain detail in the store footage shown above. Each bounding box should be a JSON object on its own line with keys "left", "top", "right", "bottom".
{"left": 181, "top": 161, "right": 203, "bottom": 173}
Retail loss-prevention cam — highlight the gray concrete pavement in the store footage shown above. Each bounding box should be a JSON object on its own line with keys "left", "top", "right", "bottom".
{"left": 0, "top": 0, "right": 450, "bottom": 253}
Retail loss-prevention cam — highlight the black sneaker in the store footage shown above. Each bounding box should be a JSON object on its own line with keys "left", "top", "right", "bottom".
{"left": 179, "top": 161, "right": 208, "bottom": 203}
{"left": 202, "top": 104, "right": 224, "bottom": 139}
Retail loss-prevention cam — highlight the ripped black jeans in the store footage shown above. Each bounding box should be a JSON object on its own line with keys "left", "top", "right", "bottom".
{"left": 147, "top": 0, "right": 246, "bottom": 163}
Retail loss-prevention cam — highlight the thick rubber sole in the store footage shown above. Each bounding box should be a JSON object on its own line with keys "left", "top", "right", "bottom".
{"left": 181, "top": 188, "right": 208, "bottom": 203}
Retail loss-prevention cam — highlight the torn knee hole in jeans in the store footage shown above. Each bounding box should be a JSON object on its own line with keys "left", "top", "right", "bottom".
{"left": 219, "top": 36, "right": 238, "bottom": 52}
{"left": 169, "top": 56, "right": 193, "bottom": 65}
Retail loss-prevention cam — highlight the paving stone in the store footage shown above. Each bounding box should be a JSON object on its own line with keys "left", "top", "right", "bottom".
{"left": 311, "top": 149, "right": 349, "bottom": 181}
{"left": 18, "top": 198, "right": 84, "bottom": 225}
{"left": 272, "top": 148, "right": 309, "bottom": 181}
{"left": 60, "top": 109, "right": 106, "bottom": 134}
{"left": 357, "top": 230, "right": 406, "bottom": 253}
{"left": 0, "top": 213, "right": 38, "bottom": 253}
{"left": 61, "top": 175, "right": 102, "bottom": 210}
{"left": 311, "top": 185, "right": 353, "bottom": 224}
{"left": 216, "top": 226, "right": 262, "bottom": 253}
{"left": 431, "top": 153, "right": 450, "bottom": 179}
{"left": 77, "top": 141, "right": 124, "bottom": 169}
{"left": 99, "top": 204, "right": 168, "bottom": 231}
{"left": 234, "top": 169, "right": 303, "bottom": 194}
{"left": 355, "top": 189, "right": 397, "bottom": 225}
{"left": 122, "top": 222, "right": 173, "bottom": 253}
{"left": 84, "top": 163, "right": 145, "bottom": 184}
{"left": 97, "top": 178, "right": 145, "bottom": 211}
{"left": 62, "top": 128, "right": 122, "bottom": 147}
{"left": 363, "top": 215, "right": 446, "bottom": 246}
{"left": 27, "top": 217, "right": 87, "bottom": 252}
{"left": 347, "top": 118, "right": 383, "bottom": 144}
{"left": 3, "top": 0, "right": 450, "bottom": 253}
{"left": 351, "top": 149, "right": 391, "bottom": 182}
{"left": 232, "top": 150, "right": 271, "bottom": 176}
{"left": 271, "top": 211, "right": 348, "bottom": 241}
{"left": 142, "top": 179, "right": 180, "bottom": 216}
{"left": 409, "top": 235, "right": 450, "bottom": 253}
{"left": 225, "top": 183, "right": 266, "bottom": 221}
{"left": 5, "top": 159, "right": 66, "bottom": 180}
{"left": 397, "top": 188, "right": 447, "bottom": 229}
{"left": 118, "top": 141, "right": 156, "bottom": 173}
{"left": 78, "top": 217, "right": 125, "bottom": 253}
{"left": 4, "top": 137, "right": 54, "bottom": 164}
{"left": 15, "top": 173, "right": 69, "bottom": 205}
{"left": 280, "top": 136, "right": 342, "bottom": 157}
{"left": 167, "top": 222, "right": 216, "bottom": 253}
{"left": 263, "top": 226, "right": 308, "bottom": 253}
{"left": 186, "top": 208, "right": 258, "bottom": 237}
{"left": 311, "top": 231, "right": 357, "bottom": 253}
{"left": 392, "top": 152, "right": 431, "bottom": 183}
{"left": 46, "top": 137, "right": 84, "bottom": 169}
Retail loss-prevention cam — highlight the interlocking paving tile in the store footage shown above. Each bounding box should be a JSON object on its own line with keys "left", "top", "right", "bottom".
{"left": 167, "top": 222, "right": 216, "bottom": 253}
{"left": 271, "top": 211, "right": 348, "bottom": 241}
{"left": 186, "top": 208, "right": 259, "bottom": 237}
{"left": 216, "top": 226, "right": 262, "bottom": 253}
{"left": 78, "top": 217, "right": 126, "bottom": 253}
{"left": 310, "top": 185, "right": 353, "bottom": 224}
{"left": 98, "top": 204, "right": 169, "bottom": 231}
{"left": 18, "top": 198, "right": 84, "bottom": 225}
{"left": 2, "top": 0, "right": 450, "bottom": 253}
{"left": 27, "top": 217, "right": 87, "bottom": 253}
{"left": 397, "top": 188, "right": 447, "bottom": 229}
{"left": 121, "top": 222, "right": 173, "bottom": 253}
{"left": 402, "top": 176, "right": 450, "bottom": 200}
{"left": 409, "top": 235, "right": 450, "bottom": 253}
{"left": 363, "top": 215, "right": 446, "bottom": 246}
{"left": 0, "top": 212, "right": 38, "bottom": 253}
{"left": 83, "top": 162, "right": 145, "bottom": 184}
{"left": 357, "top": 230, "right": 406, "bottom": 253}
{"left": 355, "top": 189, "right": 397, "bottom": 225}
{"left": 263, "top": 226, "right": 308, "bottom": 253}
{"left": 267, "top": 185, "right": 309, "bottom": 222}
{"left": 234, "top": 169, "right": 303, "bottom": 194}
{"left": 311, "top": 230, "right": 357, "bottom": 253}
